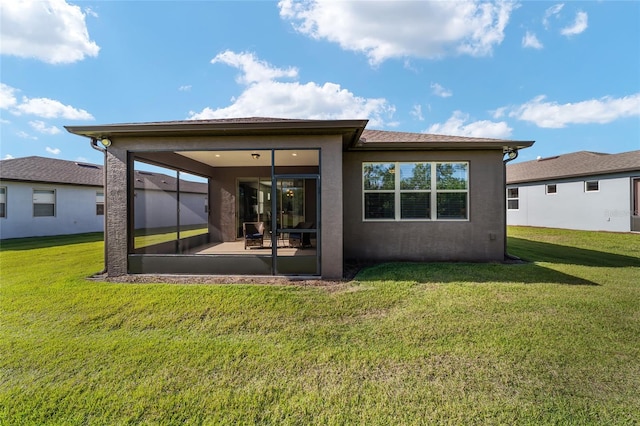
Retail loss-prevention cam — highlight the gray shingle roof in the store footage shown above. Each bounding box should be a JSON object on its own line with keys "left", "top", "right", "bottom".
{"left": 0, "top": 156, "right": 207, "bottom": 193}
{"left": 361, "top": 129, "right": 515, "bottom": 143}
{"left": 0, "top": 156, "right": 103, "bottom": 186}
{"left": 506, "top": 150, "right": 640, "bottom": 184}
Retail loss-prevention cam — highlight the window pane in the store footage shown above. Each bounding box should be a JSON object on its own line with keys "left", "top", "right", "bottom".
{"left": 507, "top": 188, "right": 518, "bottom": 198}
{"left": 0, "top": 203, "right": 5, "bottom": 218}
{"left": 586, "top": 181, "right": 599, "bottom": 191}
{"left": 96, "top": 203, "right": 104, "bottom": 215}
{"left": 436, "top": 163, "right": 468, "bottom": 190}
{"left": 33, "top": 190, "right": 55, "bottom": 203}
{"left": 437, "top": 193, "right": 467, "bottom": 219}
{"left": 34, "top": 203, "right": 55, "bottom": 217}
{"left": 401, "top": 193, "right": 430, "bottom": 219}
{"left": 400, "top": 163, "right": 431, "bottom": 190}
{"left": 364, "top": 193, "right": 394, "bottom": 219}
{"left": 507, "top": 200, "right": 519, "bottom": 210}
{"left": 546, "top": 184, "right": 557, "bottom": 194}
{"left": 363, "top": 163, "right": 395, "bottom": 190}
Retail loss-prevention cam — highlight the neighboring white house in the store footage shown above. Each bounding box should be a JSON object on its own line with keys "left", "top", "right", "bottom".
{"left": 0, "top": 156, "right": 208, "bottom": 240}
{"left": 506, "top": 150, "right": 640, "bottom": 232}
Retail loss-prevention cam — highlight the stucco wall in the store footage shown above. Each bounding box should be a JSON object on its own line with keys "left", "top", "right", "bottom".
{"left": 507, "top": 174, "right": 635, "bottom": 232}
{"left": 0, "top": 181, "right": 104, "bottom": 239}
{"left": 342, "top": 150, "right": 506, "bottom": 262}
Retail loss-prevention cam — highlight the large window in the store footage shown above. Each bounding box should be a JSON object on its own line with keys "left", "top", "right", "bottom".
{"left": 33, "top": 189, "right": 55, "bottom": 217}
{"left": 0, "top": 187, "right": 6, "bottom": 218}
{"left": 507, "top": 187, "right": 519, "bottom": 210}
{"left": 363, "top": 162, "right": 468, "bottom": 221}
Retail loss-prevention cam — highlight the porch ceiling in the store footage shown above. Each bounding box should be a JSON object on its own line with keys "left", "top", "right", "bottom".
{"left": 177, "top": 150, "right": 319, "bottom": 167}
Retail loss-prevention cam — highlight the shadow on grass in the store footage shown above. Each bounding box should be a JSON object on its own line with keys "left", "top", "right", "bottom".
{"left": 355, "top": 262, "right": 596, "bottom": 285}
{"left": 0, "top": 232, "right": 104, "bottom": 251}
{"left": 508, "top": 237, "right": 640, "bottom": 267}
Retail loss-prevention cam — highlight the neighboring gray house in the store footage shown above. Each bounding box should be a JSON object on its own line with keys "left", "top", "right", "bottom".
{"left": 0, "top": 156, "right": 208, "bottom": 240}
{"left": 66, "top": 117, "right": 534, "bottom": 279}
{"left": 506, "top": 150, "right": 640, "bottom": 232}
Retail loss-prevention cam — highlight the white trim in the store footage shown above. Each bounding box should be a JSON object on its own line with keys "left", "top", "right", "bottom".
{"left": 585, "top": 180, "right": 599, "bottom": 192}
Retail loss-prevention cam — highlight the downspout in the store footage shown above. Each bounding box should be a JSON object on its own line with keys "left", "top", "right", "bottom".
{"left": 503, "top": 149, "right": 519, "bottom": 261}
{"left": 90, "top": 138, "right": 108, "bottom": 275}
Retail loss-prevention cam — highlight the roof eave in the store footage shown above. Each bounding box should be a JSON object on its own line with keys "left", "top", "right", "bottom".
{"left": 65, "top": 119, "right": 369, "bottom": 148}
{"left": 349, "top": 140, "right": 535, "bottom": 152}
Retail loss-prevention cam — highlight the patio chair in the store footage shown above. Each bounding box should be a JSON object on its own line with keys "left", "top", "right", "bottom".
{"left": 289, "top": 221, "right": 314, "bottom": 248}
{"left": 243, "top": 222, "right": 265, "bottom": 249}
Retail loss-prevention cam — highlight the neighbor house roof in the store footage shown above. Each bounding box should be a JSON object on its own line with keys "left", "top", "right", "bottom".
{"left": 0, "top": 156, "right": 207, "bottom": 193}
{"left": 65, "top": 117, "right": 534, "bottom": 153}
{"left": 506, "top": 150, "right": 640, "bottom": 184}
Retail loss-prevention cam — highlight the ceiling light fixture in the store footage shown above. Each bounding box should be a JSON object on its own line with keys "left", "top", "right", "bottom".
{"left": 99, "top": 137, "right": 112, "bottom": 148}
{"left": 251, "top": 153, "right": 260, "bottom": 160}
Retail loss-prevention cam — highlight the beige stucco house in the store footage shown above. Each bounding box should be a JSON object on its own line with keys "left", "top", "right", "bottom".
{"left": 66, "top": 118, "right": 533, "bottom": 279}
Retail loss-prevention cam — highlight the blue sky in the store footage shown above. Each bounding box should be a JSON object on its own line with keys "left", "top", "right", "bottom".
{"left": 1, "top": 0, "right": 639, "bottom": 165}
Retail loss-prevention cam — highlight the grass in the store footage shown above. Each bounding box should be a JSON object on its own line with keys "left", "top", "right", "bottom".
{"left": 134, "top": 225, "right": 208, "bottom": 248}
{"left": 1, "top": 226, "right": 639, "bottom": 425}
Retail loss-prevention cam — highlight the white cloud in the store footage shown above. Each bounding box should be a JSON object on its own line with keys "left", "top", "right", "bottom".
{"left": 411, "top": 105, "right": 424, "bottom": 121}
{"left": 0, "top": 118, "right": 10, "bottom": 125}
{"left": 76, "top": 156, "right": 89, "bottom": 162}
{"left": 46, "top": 146, "right": 61, "bottom": 155}
{"left": 561, "top": 11, "right": 588, "bottom": 36}
{"left": 179, "top": 85, "right": 192, "bottom": 92}
{"left": 431, "top": 83, "right": 452, "bottom": 98}
{"left": 189, "top": 50, "right": 395, "bottom": 127}
{"left": 427, "top": 111, "right": 512, "bottom": 138}
{"left": 29, "top": 120, "right": 61, "bottom": 135}
{"left": 278, "top": 0, "right": 516, "bottom": 65}
{"left": 3, "top": 154, "right": 15, "bottom": 160}
{"left": 507, "top": 94, "right": 640, "bottom": 128}
{"left": 84, "top": 7, "right": 98, "bottom": 18}
{"left": 0, "top": 0, "right": 100, "bottom": 64}
{"left": 543, "top": 3, "right": 564, "bottom": 29}
{"left": 0, "top": 83, "right": 18, "bottom": 109}
{"left": 14, "top": 97, "right": 94, "bottom": 120}
{"left": 212, "top": 50, "right": 298, "bottom": 84}
{"left": 522, "top": 31, "right": 543, "bottom": 49}
{"left": 17, "top": 130, "right": 37, "bottom": 140}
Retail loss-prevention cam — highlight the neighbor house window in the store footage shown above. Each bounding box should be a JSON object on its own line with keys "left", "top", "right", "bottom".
{"left": 507, "top": 187, "right": 519, "bottom": 210}
{"left": 0, "top": 187, "right": 6, "bottom": 218}
{"left": 546, "top": 184, "right": 557, "bottom": 195}
{"left": 33, "top": 189, "right": 55, "bottom": 217}
{"left": 96, "top": 191, "right": 104, "bottom": 215}
{"left": 363, "top": 162, "right": 468, "bottom": 221}
{"left": 585, "top": 181, "right": 599, "bottom": 192}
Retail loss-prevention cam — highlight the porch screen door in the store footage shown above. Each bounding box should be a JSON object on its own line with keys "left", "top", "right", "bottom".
{"left": 273, "top": 176, "right": 319, "bottom": 275}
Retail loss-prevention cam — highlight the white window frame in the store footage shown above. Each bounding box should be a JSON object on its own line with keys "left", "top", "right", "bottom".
{"left": 546, "top": 184, "right": 557, "bottom": 195}
{"left": 33, "top": 189, "right": 56, "bottom": 217}
{"left": 507, "top": 187, "right": 519, "bottom": 210}
{"left": 362, "top": 161, "right": 469, "bottom": 222}
{"left": 96, "top": 191, "right": 105, "bottom": 215}
{"left": 0, "top": 186, "right": 6, "bottom": 218}
{"left": 585, "top": 180, "right": 599, "bottom": 192}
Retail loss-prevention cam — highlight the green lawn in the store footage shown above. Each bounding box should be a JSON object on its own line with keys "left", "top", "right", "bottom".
{"left": 1, "top": 227, "right": 639, "bottom": 425}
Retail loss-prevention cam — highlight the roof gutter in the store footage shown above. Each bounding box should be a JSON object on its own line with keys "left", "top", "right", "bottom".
{"left": 90, "top": 138, "right": 108, "bottom": 276}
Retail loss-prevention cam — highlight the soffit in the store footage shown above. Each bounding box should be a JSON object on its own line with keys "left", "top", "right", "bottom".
{"left": 177, "top": 149, "right": 319, "bottom": 167}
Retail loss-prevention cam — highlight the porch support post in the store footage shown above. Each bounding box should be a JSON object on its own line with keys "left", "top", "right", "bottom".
{"left": 104, "top": 144, "right": 129, "bottom": 276}
{"left": 320, "top": 141, "right": 343, "bottom": 279}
